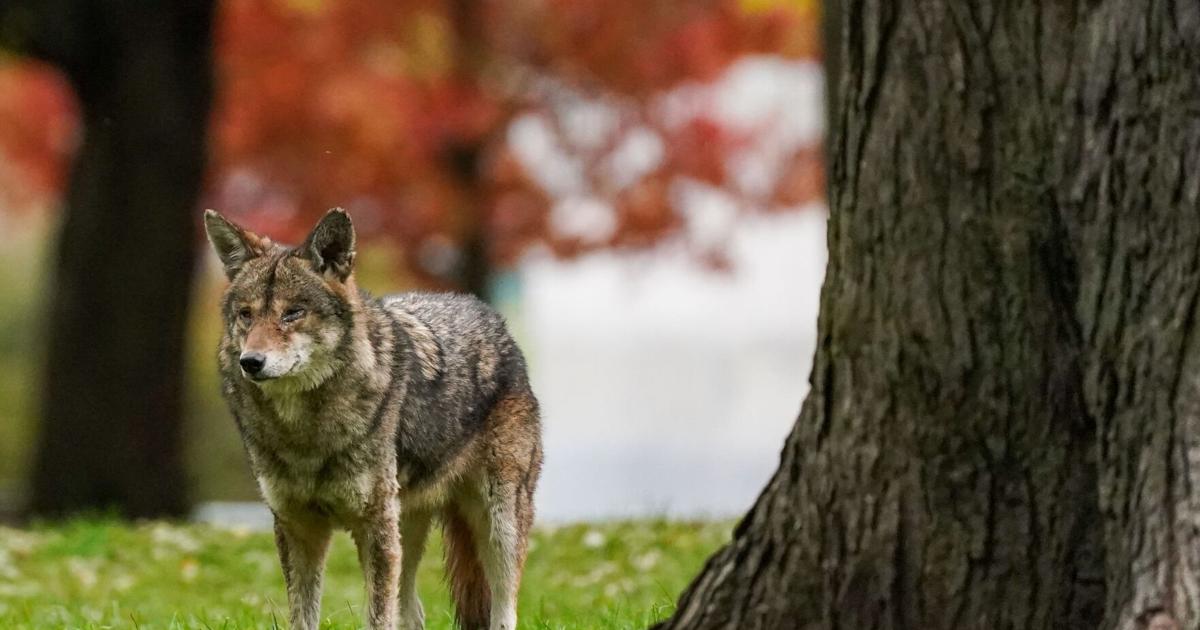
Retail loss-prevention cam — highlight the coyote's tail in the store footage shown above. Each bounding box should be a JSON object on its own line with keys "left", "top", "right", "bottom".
{"left": 442, "top": 506, "right": 490, "bottom": 630}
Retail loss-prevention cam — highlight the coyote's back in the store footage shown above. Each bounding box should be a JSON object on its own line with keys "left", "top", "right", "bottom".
{"left": 380, "top": 292, "right": 538, "bottom": 493}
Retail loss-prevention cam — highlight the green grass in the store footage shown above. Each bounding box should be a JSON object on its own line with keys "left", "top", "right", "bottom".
{"left": 0, "top": 518, "right": 730, "bottom": 629}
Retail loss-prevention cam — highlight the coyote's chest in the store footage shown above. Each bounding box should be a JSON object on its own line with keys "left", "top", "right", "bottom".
{"left": 255, "top": 443, "right": 394, "bottom": 523}
{"left": 247, "top": 399, "right": 396, "bottom": 523}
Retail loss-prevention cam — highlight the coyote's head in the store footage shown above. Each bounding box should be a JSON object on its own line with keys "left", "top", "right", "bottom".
{"left": 204, "top": 208, "right": 358, "bottom": 391}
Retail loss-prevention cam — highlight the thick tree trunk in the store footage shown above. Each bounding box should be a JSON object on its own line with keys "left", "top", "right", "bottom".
{"left": 26, "top": 1, "right": 214, "bottom": 518}
{"left": 657, "top": 2, "right": 1200, "bottom": 628}
{"left": 1063, "top": 4, "right": 1200, "bottom": 626}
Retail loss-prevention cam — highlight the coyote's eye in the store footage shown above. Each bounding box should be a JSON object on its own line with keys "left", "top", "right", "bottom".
{"left": 282, "top": 306, "right": 306, "bottom": 323}
{"left": 237, "top": 307, "right": 252, "bottom": 323}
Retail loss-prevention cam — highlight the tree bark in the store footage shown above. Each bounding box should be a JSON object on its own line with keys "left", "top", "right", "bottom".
{"left": 1062, "top": 3, "right": 1200, "bottom": 626}
{"left": 23, "top": 0, "right": 214, "bottom": 518}
{"left": 657, "top": 1, "right": 1200, "bottom": 628}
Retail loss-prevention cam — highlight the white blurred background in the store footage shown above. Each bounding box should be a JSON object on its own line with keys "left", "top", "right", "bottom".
{"left": 506, "top": 56, "right": 827, "bottom": 521}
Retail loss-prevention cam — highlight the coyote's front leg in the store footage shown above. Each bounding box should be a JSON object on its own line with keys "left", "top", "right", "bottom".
{"left": 352, "top": 493, "right": 402, "bottom": 630}
{"left": 274, "top": 513, "right": 332, "bottom": 630}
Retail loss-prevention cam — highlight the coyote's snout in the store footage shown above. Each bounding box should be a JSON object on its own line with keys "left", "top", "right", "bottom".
{"left": 205, "top": 208, "right": 543, "bottom": 630}
{"left": 230, "top": 297, "right": 336, "bottom": 385}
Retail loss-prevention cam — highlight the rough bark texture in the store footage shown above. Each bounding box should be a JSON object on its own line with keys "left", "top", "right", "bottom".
{"left": 1063, "top": 3, "right": 1200, "bottom": 626}
{"left": 657, "top": 1, "right": 1200, "bottom": 628}
{"left": 17, "top": 1, "right": 215, "bottom": 518}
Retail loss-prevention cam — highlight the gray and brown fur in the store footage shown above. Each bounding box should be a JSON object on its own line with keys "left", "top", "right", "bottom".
{"left": 204, "top": 208, "right": 542, "bottom": 630}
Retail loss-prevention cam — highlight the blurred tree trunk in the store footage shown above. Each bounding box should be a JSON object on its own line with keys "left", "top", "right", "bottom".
{"left": 656, "top": 2, "right": 1200, "bottom": 628}
{"left": 3, "top": 0, "right": 215, "bottom": 518}
{"left": 446, "top": 0, "right": 492, "bottom": 302}
{"left": 446, "top": 143, "right": 492, "bottom": 302}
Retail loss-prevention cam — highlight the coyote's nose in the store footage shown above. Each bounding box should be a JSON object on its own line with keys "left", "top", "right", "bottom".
{"left": 239, "top": 353, "right": 266, "bottom": 375}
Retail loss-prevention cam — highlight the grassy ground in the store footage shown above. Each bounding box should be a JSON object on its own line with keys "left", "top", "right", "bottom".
{"left": 0, "top": 518, "right": 729, "bottom": 629}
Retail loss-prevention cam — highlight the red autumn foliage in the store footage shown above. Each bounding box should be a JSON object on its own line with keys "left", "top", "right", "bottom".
{"left": 0, "top": 0, "right": 822, "bottom": 285}
{"left": 0, "top": 64, "right": 79, "bottom": 211}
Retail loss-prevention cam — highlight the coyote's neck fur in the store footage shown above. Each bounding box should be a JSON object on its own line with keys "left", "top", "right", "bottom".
{"left": 232, "top": 292, "right": 415, "bottom": 457}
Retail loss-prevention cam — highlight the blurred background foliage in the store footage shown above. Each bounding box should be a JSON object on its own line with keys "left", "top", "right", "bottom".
{"left": 1, "top": 0, "right": 821, "bottom": 272}
{"left": 0, "top": 0, "right": 823, "bottom": 515}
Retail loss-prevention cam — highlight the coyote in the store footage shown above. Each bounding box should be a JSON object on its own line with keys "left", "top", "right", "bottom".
{"left": 204, "top": 208, "right": 543, "bottom": 630}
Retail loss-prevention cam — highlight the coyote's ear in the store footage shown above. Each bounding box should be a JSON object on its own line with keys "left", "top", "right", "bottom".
{"left": 204, "top": 210, "right": 267, "bottom": 280}
{"left": 300, "top": 208, "right": 356, "bottom": 281}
